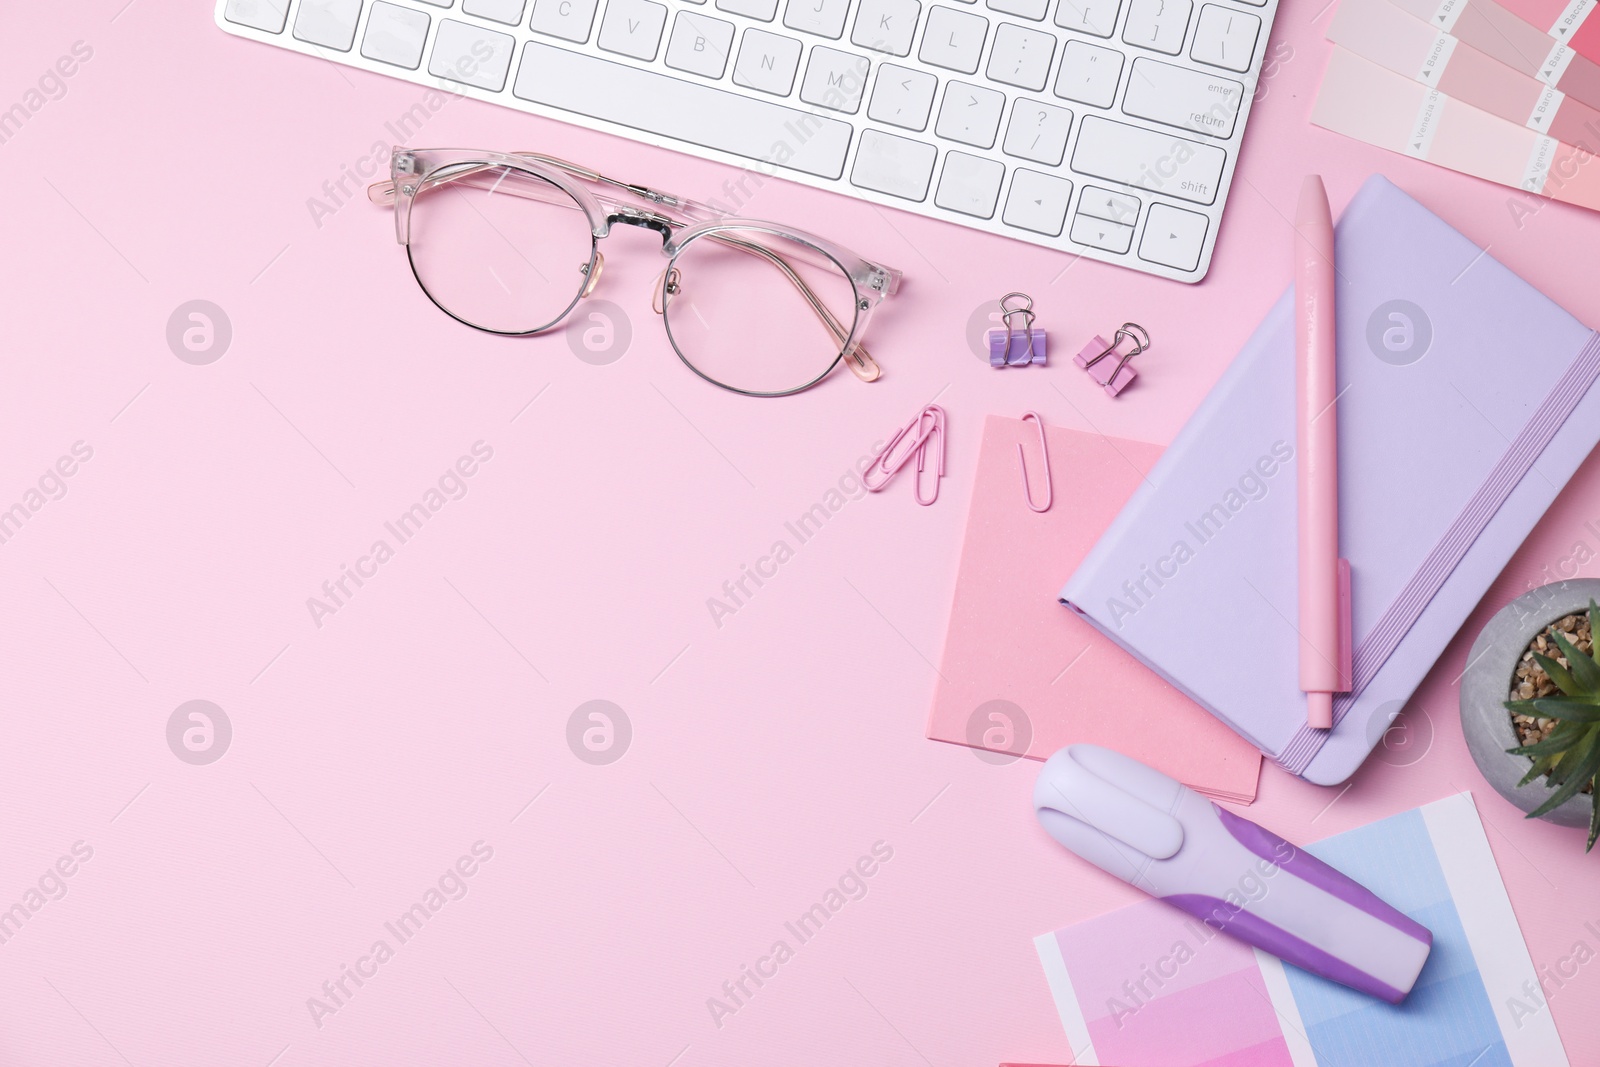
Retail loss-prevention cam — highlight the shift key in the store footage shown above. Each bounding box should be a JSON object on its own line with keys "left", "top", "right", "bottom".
{"left": 1070, "top": 115, "right": 1225, "bottom": 205}
{"left": 1121, "top": 57, "right": 1242, "bottom": 138}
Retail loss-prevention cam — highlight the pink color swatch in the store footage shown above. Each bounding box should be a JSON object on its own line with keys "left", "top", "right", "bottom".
{"left": 1330, "top": 0, "right": 1600, "bottom": 145}
{"left": 1480, "top": 0, "right": 1600, "bottom": 65}
{"left": 1314, "top": 48, "right": 1600, "bottom": 210}
{"left": 1388, "top": 0, "right": 1600, "bottom": 104}
{"left": 927, "top": 416, "right": 1262, "bottom": 801}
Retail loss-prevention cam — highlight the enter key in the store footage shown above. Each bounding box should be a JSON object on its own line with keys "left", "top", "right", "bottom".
{"left": 1121, "top": 57, "right": 1242, "bottom": 138}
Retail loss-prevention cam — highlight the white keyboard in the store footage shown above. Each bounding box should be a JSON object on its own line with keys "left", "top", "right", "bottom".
{"left": 216, "top": 0, "right": 1278, "bottom": 281}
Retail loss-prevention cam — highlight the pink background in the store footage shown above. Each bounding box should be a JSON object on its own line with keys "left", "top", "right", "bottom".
{"left": 3, "top": 3, "right": 1599, "bottom": 1064}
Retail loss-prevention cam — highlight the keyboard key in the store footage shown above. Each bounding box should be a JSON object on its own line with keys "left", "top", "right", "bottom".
{"left": 295, "top": 0, "right": 362, "bottom": 50}
{"left": 986, "top": 22, "right": 1054, "bottom": 90}
{"left": 919, "top": 6, "right": 988, "bottom": 73}
{"left": 1121, "top": 57, "right": 1242, "bottom": 137}
{"left": 987, "top": 0, "right": 1048, "bottom": 18}
{"left": 1190, "top": 4, "right": 1259, "bottom": 72}
{"left": 530, "top": 0, "right": 600, "bottom": 40}
{"left": 1078, "top": 185, "right": 1140, "bottom": 223}
{"left": 464, "top": 0, "right": 527, "bottom": 23}
{"left": 935, "top": 151, "right": 1004, "bottom": 217}
{"left": 1054, "top": 0, "right": 1119, "bottom": 35}
{"left": 1139, "top": 201, "right": 1208, "bottom": 270}
{"left": 850, "top": 129, "right": 937, "bottom": 199}
{"left": 416, "top": 0, "right": 450, "bottom": 6}
{"left": 225, "top": 0, "right": 289, "bottom": 32}
{"left": 1122, "top": 0, "right": 1192, "bottom": 55}
{"left": 935, "top": 80, "right": 1005, "bottom": 147}
{"left": 719, "top": 0, "right": 780, "bottom": 18}
{"left": 851, "top": 0, "right": 921, "bottom": 55}
{"left": 800, "top": 47, "right": 871, "bottom": 111}
{"left": 1003, "top": 168, "right": 1073, "bottom": 234}
{"left": 666, "top": 12, "right": 736, "bottom": 76}
{"left": 599, "top": 0, "right": 669, "bottom": 59}
{"left": 1070, "top": 211, "right": 1133, "bottom": 251}
{"left": 733, "top": 28, "right": 803, "bottom": 92}
{"left": 429, "top": 19, "right": 516, "bottom": 89}
{"left": 1002, "top": 98, "right": 1072, "bottom": 164}
{"left": 868, "top": 64, "right": 938, "bottom": 128}
{"left": 1053, "top": 40, "right": 1122, "bottom": 107}
{"left": 513, "top": 41, "right": 855, "bottom": 177}
{"left": 362, "top": 1, "right": 430, "bottom": 67}
{"left": 1071, "top": 115, "right": 1225, "bottom": 203}
{"left": 783, "top": 0, "right": 852, "bottom": 38}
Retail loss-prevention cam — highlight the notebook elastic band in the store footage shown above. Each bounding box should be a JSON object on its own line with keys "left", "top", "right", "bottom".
{"left": 1277, "top": 329, "right": 1600, "bottom": 775}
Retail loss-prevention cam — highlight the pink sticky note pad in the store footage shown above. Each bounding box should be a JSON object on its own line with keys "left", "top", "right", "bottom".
{"left": 927, "top": 415, "right": 1262, "bottom": 803}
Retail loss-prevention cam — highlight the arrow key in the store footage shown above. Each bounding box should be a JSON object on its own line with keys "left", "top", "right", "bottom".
{"left": 1070, "top": 210, "right": 1134, "bottom": 253}
{"left": 1078, "top": 184, "right": 1140, "bottom": 225}
{"left": 1003, "top": 167, "right": 1074, "bottom": 235}
{"left": 1138, "top": 201, "right": 1209, "bottom": 272}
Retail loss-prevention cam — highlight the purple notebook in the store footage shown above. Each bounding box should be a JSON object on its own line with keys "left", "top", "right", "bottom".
{"left": 1062, "top": 175, "right": 1600, "bottom": 785}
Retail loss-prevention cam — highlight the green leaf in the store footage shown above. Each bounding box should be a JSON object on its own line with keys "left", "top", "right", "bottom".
{"left": 1519, "top": 753, "right": 1559, "bottom": 786}
{"left": 1589, "top": 789, "right": 1600, "bottom": 853}
{"left": 1509, "top": 699, "right": 1600, "bottom": 724}
{"left": 1551, "top": 632, "right": 1600, "bottom": 694}
{"left": 1510, "top": 736, "right": 1579, "bottom": 759}
{"left": 1544, "top": 725, "right": 1598, "bottom": 787}
{"left": 1528, "top": 741, "right": 1600, "bottom": 819}
{"left": 1531, "top": 652, "right": 1581, "bottom": 696}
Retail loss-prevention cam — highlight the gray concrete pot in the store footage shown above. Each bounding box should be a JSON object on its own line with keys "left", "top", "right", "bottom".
{"left": 1460, "top": 579, "right": 1600, "bottom": 829}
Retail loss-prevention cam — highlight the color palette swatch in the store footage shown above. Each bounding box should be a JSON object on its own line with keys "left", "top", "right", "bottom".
{"left": 1386, "top": 0, "right": 1600, "bottom": 105}
{"left": 1034, "top": 794, "right": 1569, "bottom": 1067}
{"left": 1330, "top": 0, "right": 1600, "bottom": 144}
{"left": 1313, "top": 47, "right": 1600, "bottom": 210}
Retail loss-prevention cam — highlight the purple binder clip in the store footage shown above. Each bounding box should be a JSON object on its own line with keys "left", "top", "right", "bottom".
{"left": 1074, "top": 323, "right": 1150, "bottom": 396}
{"left": 987, "top": 292, "right": 1047, "bottom": 367}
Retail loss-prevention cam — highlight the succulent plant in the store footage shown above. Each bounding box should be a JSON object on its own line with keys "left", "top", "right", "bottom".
{"left": 1504, "top": 599, "right": 1600, "bottom": 851}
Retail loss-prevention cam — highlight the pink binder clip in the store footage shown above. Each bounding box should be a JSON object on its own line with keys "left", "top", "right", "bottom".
{"left": 1074, "top": 323, "right": 1150, "bottom": 396}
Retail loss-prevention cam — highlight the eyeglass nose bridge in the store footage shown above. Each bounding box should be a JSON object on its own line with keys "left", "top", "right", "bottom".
{"left": 606, "top": 207, "right": 677, "bottom": 244}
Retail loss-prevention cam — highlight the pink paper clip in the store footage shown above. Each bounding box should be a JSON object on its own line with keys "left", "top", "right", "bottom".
{"left": 1018, "top": 411, "right": 1052, "bottom": 513}
{"left": 865, "top": 403, "right": 946, "bottom": 506}
{"left": 1074, "top": 323, "right": 1150, "bottom": 396}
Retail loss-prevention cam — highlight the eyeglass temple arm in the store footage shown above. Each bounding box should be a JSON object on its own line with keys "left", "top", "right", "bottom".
{"left": 658, "top": 232, "right": 881, "bottom": 383}
{"left": 366, "top": 154, "right": 725, "bottom": 225}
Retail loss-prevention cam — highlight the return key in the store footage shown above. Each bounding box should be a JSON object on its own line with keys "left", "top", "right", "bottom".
{"left": 1121, "top": 58, "right": 1242, "bottom": 138}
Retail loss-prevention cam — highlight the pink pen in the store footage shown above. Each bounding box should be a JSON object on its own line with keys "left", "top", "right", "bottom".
{"left": 1295, "top": 176, "right": 1351, "bottom": 730}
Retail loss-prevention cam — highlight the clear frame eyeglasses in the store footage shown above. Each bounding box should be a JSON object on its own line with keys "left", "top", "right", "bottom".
{"left": 367, "top": 148, "right": 903, "bottom": 398}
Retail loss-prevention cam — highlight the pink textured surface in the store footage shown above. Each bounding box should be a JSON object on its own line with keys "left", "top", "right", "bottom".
{"left": 2, "top": 4, "right": 1599, "bottom": 1066}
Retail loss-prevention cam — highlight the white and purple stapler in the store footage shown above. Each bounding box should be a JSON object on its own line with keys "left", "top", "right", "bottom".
{"left": 1034, "top": 744, "right": 1433, "bottom": 1003}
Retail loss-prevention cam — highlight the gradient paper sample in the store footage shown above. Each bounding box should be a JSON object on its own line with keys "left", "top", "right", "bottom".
{"left": 1035, "top": 795, "right": 1569, "bottom": 1067}
{"left": 1388, "top": 0, "right": 1600, "bottom": 104}
{"left": 1330, "top": 0, "right": 1600, "bottom": 144}
{"left": 1471, "top": 0, "right": 1600, "bottom": 67}
{"left": 1314, "top": 48, "right": 1600, "bottom": 210}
